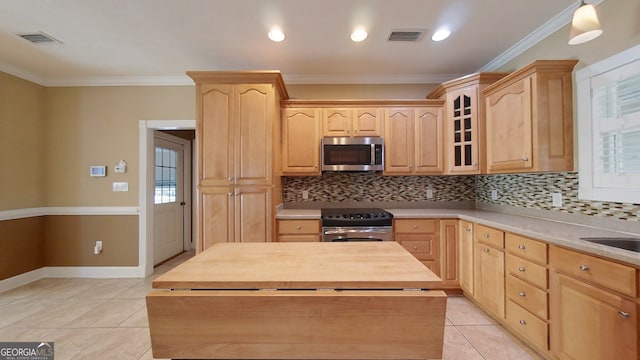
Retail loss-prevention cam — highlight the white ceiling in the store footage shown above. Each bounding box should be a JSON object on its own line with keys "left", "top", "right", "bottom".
{"left": 0, "top": 0, "right": 582, "bottom": 86}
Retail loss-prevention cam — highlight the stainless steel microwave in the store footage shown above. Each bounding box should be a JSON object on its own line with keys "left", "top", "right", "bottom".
{"left": 321, "top": 137, "right": 384, "bottom": 172}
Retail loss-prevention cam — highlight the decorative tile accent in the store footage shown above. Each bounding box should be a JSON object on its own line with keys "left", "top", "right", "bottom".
{"left": 283, "top": 172, "right": 639, "bottom": 222}
{"left": 476, "top": 172, "right": 639, "bottom": 222}
{"left": 283, "top": 173, "right": 476, "bottom": 203}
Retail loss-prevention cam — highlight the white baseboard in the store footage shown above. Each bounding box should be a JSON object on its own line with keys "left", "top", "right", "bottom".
{"left": 0, "top": 266, "right": 145, "bottom": 293}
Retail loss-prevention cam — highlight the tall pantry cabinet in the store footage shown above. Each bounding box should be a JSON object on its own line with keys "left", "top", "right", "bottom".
{"left": 187, "top": 72, "right": 289, "bottom": 252}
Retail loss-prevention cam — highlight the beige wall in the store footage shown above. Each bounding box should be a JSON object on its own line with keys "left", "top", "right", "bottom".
{"left": 43, "top": 86, "right": 195, "bottom": 206}
{"left": 0, "top": 72, "right": 45, "bottom": 211}
{"left": 498, "top": 0, "right": 640, "bottom": 72}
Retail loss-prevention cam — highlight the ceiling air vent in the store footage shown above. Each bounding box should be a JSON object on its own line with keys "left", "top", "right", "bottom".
{"left": 388, "top": 30, "right": 425, "bottom": 42}
{"left": 18, "top": 31, "right": 62, "bottom": 44}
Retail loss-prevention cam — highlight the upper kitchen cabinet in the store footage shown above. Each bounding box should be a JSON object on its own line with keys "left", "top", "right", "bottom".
{"left": 427, "top": 73, "right": 509, "bottom": 175}
{"left": 322, "top": 107, "right": 383, "bottom": 137}
{"left": 384, "top": 105, "right": 446, "bottom": 175}
{"left": 482, "top": 60, "right": 578, "bottom": 174}
{"left": 281, "top": 107, "right": 321, "bottom": 176}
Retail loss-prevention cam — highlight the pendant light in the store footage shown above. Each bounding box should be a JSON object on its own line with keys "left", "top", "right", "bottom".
{"left": 568, "top": 1, "right": 603, "bottom": 45}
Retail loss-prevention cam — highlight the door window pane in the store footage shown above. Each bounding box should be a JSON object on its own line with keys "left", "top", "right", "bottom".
{"left": 155, "top": 147, "right": 178, "bottom": 204}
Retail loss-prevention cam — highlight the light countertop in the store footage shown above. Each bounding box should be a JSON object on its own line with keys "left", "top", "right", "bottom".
{"left": 276, "top": 208, "right": 640, "bottom": 267}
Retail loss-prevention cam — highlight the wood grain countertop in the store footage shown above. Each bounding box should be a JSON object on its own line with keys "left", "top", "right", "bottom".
{"left": 152, "top": 242, "right": 442, "bottom": 290}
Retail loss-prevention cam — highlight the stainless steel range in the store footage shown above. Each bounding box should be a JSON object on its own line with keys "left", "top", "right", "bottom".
{"left": 321, "top": 208, "right": 394, "bottom": 242}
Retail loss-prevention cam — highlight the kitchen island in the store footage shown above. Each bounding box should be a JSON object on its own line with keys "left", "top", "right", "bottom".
{"left": 146, "top": 242, "right": 446, "bottom": 360}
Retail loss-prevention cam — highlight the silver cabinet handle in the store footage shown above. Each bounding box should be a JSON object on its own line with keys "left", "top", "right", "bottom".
{"left": 579, "top": 265, "right": 590, "bottom": 271}
{"left": 619, "top": 311, "right": 630, "bottom": 318}
{"left": 413, "top": 245, "right": 418, "bottom": 250}
{"left": 483, "top": 248, "right": 490, "bottom": 253}
{"left": 413, "top": 225, "right": 418, "bottom": 229}
{"left": 296, "top": 225, "right": 302, "bottom": 230}
{"left": 522, "top": 157, "right": 529, "bottom": 161}
{"left": 466, "top": 227, "right": 472, "bottom": 232}
{"left": 518, "top": 266, "right": 526, "bottom": 272}
{"left": 518, "top": 244, "right": 526, "bottom": 250}
{"left": 483, "top": 233, "right": 490, "bottom": 238}
{"left": 519, "top": 292, "right": 526, "bottom": 297}
{"left": 519, "top": 320, "right": 527, "bottom": 325}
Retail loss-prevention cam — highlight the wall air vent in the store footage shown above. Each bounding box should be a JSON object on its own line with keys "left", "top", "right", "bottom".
{"left": 18, "top": 31, "right": 62, "bottom": 44}
{"left": 388, "top": 30, "right": 425, "bottom": 42}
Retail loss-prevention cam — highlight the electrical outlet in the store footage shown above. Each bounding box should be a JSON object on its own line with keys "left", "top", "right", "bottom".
{"left": 426, "top": 189, "right": 434, "bottom": 199}
{"left": 302, "top": 190, "right": 309, "bottom": 200}
{"left": 552, "top": 192, "right": 563, "bottom": 207}
{"left": 491, "top": 189, "right": 498, "bottom": 200}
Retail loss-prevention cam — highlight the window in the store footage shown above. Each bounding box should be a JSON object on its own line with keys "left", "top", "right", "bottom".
{"left": 577, "top": 44, "right": 640, "bottom": 203}
{"left": 155, "top": 146, "right": 177, "bottom": 204}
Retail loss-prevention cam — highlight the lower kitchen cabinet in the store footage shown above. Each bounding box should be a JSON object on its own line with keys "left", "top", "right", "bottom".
{"left": 473, "top": 224, "right": 505, "bottom": 319}
{"left": 549, "top": 246, "right": 639, "bottom": 360}
{"left": 459, "top": 220, "right": 474, "bottom": 295}
{"left": 276, "top": 219, "right": 321, "bottom": 242}
{"left": 439, "top": 220, "right": 459, "bottom": 288}
{"left": 199, "top": 186, "right": 272, "bottom": 250}
{"left": 394, "top": 219, "right": 440, "bottom": 276}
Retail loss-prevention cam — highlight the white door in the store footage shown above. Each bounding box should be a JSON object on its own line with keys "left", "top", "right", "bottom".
{"left": 154, "top": 133, "right": 189, "bottom": 265}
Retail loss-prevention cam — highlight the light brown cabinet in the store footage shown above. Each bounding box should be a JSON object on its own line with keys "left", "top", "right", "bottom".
{"left": 384, "top": 106, "right": 445, "bottom": 175}
{"left": 277, "top": 219, "right": 321, "bottom": 242}
{"left": 188, "top": 71, "right": 288, "bottom": 251}
{"left": 504, "top": 233, "right": 549, "bottom": 352}
{"left": 483, "top": 60, "right": 578, "bottom": 173}
{"left": 439, "top": 219, "right": 459, "bottom": 288}
{"left": 394, "top": 219, "right": 440, "bottom": 275}
{"left": 549, "top": 245, "right": 638, "bottom": 360}
{"left": 281, "top": 108, "right": 321, "bottom": 175}
{"left": 322, "top": 108, "right": 382, "bottom": 137}
{"left": 473, "top": 224, "right": 505, "bottom": 319}
{"left": 427, "top": 73, "right": 508, "bottom": 174}
{"left": 459, "top": 220, "right": 474, "bottom": 295}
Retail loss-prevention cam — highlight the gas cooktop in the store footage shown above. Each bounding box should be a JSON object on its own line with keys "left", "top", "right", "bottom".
{"left": 321, "top": 208, "right": 393, "bottom": 227}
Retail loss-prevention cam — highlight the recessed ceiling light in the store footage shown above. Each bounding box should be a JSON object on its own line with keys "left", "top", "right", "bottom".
{"left": 432, "top": 29, "right": 451, "bottom": 42}
{"left": 351, "top": 28, "right": 368, "bottom": 42}
{"left": 268, "top": 28, "right": 285, "bottom": 42}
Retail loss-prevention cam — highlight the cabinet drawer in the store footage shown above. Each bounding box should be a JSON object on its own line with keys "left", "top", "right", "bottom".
{"left": 506, "top": 254, "right": 548, "bottom": 289}
{"left": 505, "top": 233, "right": 547, "bottom": 264}
{"left": 277, "top": 235, "right": 320, "bottom": 242}
{"left": 474, "top": 224, "right": 504, "bottom": 248}
{"left": 506, "top": 300, "right": 548, "bottom": 352}
{"left": 506, "top": 274, "right": 548, "bottom": 319}
{"left": 398, "top": 238, "right": 437, "bottom": 260}
{"left": 277, "top": 220, "right": 320, "bottom": 234}
{"left": 394, "top": 219, "right": 438, "bottom": 234}
{"left": 550, "top": 246, "right": 637, "bottom": 297}
{"left": 421, "top": 260, "right": 441, "bottom": 277}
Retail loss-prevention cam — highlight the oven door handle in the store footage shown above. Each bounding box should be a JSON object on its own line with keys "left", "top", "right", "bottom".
{"left": 323, "top": 229, "right": 391, "bottom": 235}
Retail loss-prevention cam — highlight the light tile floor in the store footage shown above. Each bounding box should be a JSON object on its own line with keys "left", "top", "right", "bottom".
{"left": 0, "top": 251, "right": 543, "bottom": 360}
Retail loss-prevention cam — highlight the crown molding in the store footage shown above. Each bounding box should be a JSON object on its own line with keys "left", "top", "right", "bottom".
{"left": 283, "top": 73, "right": 467, "bottom": 85}
{"left": 479, "top": 0, "right": 606, "bottom": 71}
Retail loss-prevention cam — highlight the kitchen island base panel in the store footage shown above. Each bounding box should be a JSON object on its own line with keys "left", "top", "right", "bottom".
{"left": 147, "top": 289, "right": 447, "bottom": 360}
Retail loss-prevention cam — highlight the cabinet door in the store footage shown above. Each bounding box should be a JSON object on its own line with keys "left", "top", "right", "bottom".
{"left": 446, "top": 87, "right": 480, "bottom": 174}
{"left": 384, "top": 108, "right": 414, "bottom": 174}
{"left": 440, "top": 220, "right": 459, "bottom": 287}
{"left": 282, "top": 108, "right": 321, "bottom": 175}
{"left": 353, "top": 108, "right": 382, "bottom": 137}
{"left": 459, "top": 220, "right": 474, "bottom": 295}
{"left": 235, "top": 84, "right": 274, "bottom": 186}
{"left": 322, "top": 108, "right": 352, "bottom": 137}
{"left": 474, "top": 242, "right": 505, "bottom": 318}
{"left": 414, "top": 107, "right": 445, "bottom": 174}
{"left": 199, "top": 186, "right": 234, "bottom": 250}
{"left": 550, "top": 273, "right": 638, "bottom": 360}
{"left": 234, "top": 187, "right": 271, "bottom": 243}
{"left": 486, "top": 76, "right": 533, "bottom": 173}
{"left": 199, "top": 84, "right": 234, "bottom": 186}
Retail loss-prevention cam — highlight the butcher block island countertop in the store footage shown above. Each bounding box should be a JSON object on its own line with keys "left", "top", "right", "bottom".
{"left": 147, "top": 242, "right": 447, "bottom": 360}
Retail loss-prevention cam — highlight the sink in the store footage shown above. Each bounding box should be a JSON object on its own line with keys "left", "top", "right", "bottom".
{"left": 579, "top": 237, "right": 640, "bottom": 252}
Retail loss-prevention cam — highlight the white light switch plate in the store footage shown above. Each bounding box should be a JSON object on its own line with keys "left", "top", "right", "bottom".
{"left": 112, "top": 182, "right": 128, "bottom": 192}
{"left": 552, "top": 192, "right": 563, "bottom": 207}
{"left": 491, "top": 189, "right": 498, "bottom": 200}
{"left": 426, "top": 189, "right": 434, "bottom": 199}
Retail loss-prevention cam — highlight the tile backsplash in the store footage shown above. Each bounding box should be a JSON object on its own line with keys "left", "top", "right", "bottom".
{"left": 283, "top": 171, "right": 639, "bottom": 222}
{"left": 283, "top": 173, "right": 476, "bottom": 203}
